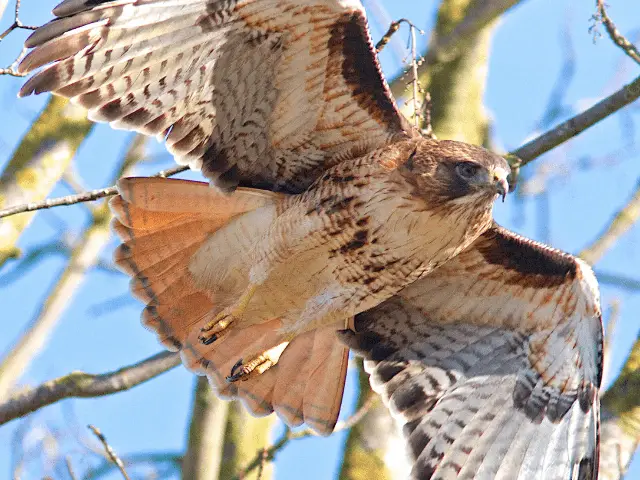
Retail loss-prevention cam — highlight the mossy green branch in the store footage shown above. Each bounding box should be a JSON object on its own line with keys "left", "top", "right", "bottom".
{"left": 599, "top": 336, "right": 640, "bottom": 479}
{"left": 219, "top": 402, "right": 274, "bottom": 480}
{"left": 602, "top": 336, "right": 640, "bottom": 438}
{"left": 0, "top": 95, "right": 94, "bottom": 266}
{"left": 182, "top": 377, "right": 230, "bottom": 480}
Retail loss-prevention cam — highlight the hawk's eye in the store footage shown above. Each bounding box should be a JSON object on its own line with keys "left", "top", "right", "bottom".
{"left": 455, "top": 162, "right": 481, "bottom": 180}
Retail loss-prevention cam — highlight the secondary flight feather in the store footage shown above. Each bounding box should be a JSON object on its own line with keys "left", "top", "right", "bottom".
{"left": 20, "top": 1, "right": 602, "bottom": 478}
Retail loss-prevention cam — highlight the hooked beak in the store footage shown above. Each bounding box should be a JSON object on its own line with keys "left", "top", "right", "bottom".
{"left": 490, "top": 169, "right": 509, "bottom": 203}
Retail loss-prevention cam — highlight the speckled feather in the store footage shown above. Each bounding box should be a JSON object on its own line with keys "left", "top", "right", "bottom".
{"left": 341, "top": 225, "right": 602, "bottom": 479}
{"left": 19, "top": 0, "right": 412, "bottom": 192}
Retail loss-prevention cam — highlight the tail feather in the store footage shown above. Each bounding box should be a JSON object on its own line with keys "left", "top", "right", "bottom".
{"left": 110, "top": 194, "right": 190, "bottom": 230}
{"left": 111, "top": 176, "right": 348, "bottom": 434}
{"left": 273, "top": 333, "right": 314, "bottom": 427}
{"left": 141, "top": 292, "right": 213, "bottom": 351}
{"left": 303, "top": 325, "right": 349, "bottom": 434}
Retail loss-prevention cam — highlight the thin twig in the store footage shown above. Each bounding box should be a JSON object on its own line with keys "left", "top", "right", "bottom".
{"left": 333, "top": 394, "right": 376, "bottom": 432}
{"left": 65, "top": 456, "right": 78, "bottom": 480}
{"left": 410, "top": 24, "right": 420, "bottom": 128}
{"left": 375, "top": 19, "right": 425, "bottom": 129}
{"left": 256, "top": 448, "right": 268, "bottom": 480}
{"left": 0, "top": 351, "right": 180, "bottom": 426}
{"left": 421, "top": 91, "right": 436, "bottom": 139}
{"left": 87, "top": 425, "right": 131, "bottom": 480}
{"left": 0, "top": 0, "right": 37, "bottom": 42}
{"left": 592, "top": 0, "right": 640, "bottom": 66}
{"left": 82, "top": 452, "right": 182, "bottom": 480}
{"left": 0, "top": 165, "right": 188, "bottom": 219}
{"left": 0, "top": 1, "right": 38, "bottom": 77}
{"left": 375, "top": 18, "right": 423, "bottom": 52}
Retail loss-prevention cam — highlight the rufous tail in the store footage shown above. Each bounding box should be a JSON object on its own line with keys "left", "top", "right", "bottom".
{"left": 110, "top": 177, "right": 348, "bottom": 435}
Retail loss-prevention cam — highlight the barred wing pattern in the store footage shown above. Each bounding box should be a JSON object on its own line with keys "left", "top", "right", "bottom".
{"left": 341, "top": 224, "right": 603, "bottom": 480}
{"left": 19, "top": 0, "right": 410, "bottom": 193}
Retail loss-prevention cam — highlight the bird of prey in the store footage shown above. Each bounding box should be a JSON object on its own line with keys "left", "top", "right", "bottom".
{"left": 19, "top": 0, "right": 602, "bottom": 478}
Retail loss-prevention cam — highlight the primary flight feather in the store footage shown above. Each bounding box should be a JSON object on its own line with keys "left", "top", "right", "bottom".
{"left": 20, "top": 1, "right": 602, "bottom": 478}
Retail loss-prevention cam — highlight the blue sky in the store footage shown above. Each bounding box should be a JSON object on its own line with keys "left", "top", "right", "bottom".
{"left": 0, "top": 0, "right": 639, "bottom": 479}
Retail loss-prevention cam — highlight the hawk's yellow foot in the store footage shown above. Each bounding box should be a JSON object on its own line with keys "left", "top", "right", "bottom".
{"left": 226, "top": 340, "right": 291, "bottom": 382}
{"left": 198, "top": 283, "right": 259, "bottom": 345}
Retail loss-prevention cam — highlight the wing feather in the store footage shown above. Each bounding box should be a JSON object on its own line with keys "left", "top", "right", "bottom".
{"left": 340, "top": 223, "right": 602, "bottom": 480}
{"left": 20, "top": 0, "right": 411, "bottom": 193}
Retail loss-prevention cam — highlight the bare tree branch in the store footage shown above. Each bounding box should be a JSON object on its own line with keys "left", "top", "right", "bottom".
{"left": 580, "top": 179, "right": 640, "bottom": 264}
{"left": 87, "top": 425, "right": 131, "bottom": 480}
{"left": 592, "top": 0, "right": 640, "bottom": 66}
{"left": 0, "top": 164, "right": 189, "bottom": 220}
{"left": 0, "top": 351, "right": 179, "bottom": 426}
{"left": 510, "top": 75, "right": 640, "bottom": 166}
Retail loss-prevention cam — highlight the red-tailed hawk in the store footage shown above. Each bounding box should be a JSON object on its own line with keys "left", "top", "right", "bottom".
{"left": 19, "top": 1, "right": 602, "bottom": 478}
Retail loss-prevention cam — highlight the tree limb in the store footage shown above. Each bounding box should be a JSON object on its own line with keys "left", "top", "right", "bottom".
{"left": 510, "top": 75, "right": 640, "bottom": 166}
{"left": 0, "top": 351, "right": 179, "bottom": 426}
{"left": 580, "top": 179, "right": 640, "bottom": 264}
{"left": 219, "top": 403, "right": 274, "bottom": 480}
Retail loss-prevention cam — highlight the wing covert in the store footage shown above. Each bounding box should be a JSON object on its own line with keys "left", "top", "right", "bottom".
{"left": 340, "top": 223, "right": 603, "bottom": 480}
{"left": 19, "top": 0, "right": 411, "bottom": 193}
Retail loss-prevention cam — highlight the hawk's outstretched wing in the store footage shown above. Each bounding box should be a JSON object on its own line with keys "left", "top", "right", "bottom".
{"left": 340, "top": 223, "right": 602, "bottom": 480}
{"left": 19, "top": 0, "right": 411, "bottom": 192}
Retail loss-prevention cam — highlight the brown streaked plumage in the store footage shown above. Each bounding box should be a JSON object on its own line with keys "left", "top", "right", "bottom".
{"left": 341, "top": 224, "right": 602, "bottom": 479}
{"left": 109, "top": 137, "right": 508, "bottom": 435}
{"left": 21, "top": 1, "right": 602, "bottom": 476}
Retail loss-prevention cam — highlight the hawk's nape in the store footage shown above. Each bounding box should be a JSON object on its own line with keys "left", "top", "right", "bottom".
{"left": 341, "top": 223, "right": 602, "bottom": 480}
{"left": 18, "top": 0, "right": 411, "bottom": 193}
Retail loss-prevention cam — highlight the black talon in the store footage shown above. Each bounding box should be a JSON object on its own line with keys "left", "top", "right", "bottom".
{"left": 226, "top": 358, "right": 244, "bottom": 382}
{"left": 200, "top": 334, "right": 217, "bottom": 345}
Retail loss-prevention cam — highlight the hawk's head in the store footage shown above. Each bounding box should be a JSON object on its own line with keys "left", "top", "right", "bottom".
{"left": 399, "top": 139, "right": 510, "bottom": 207}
